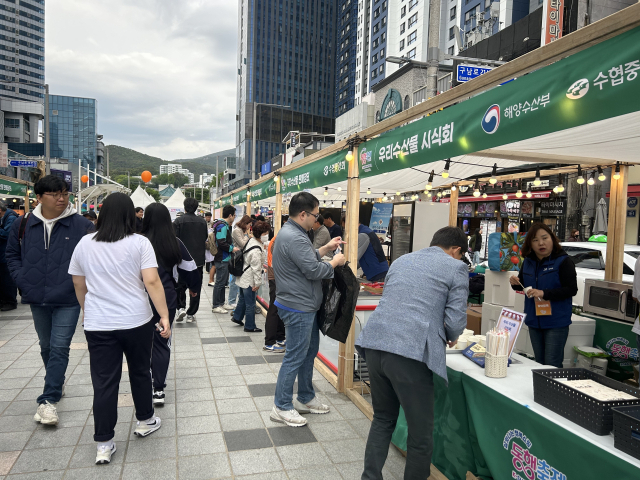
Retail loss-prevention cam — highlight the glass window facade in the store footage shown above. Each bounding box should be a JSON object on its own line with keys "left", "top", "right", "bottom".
{"left": 335, "top": 0, "right": 358, "bottom": 117}
{"left": 48, "top": 95, "right": 97, "bottom": 170}
{"left": 369, "top": 0, "right": 388, "bottom": 90}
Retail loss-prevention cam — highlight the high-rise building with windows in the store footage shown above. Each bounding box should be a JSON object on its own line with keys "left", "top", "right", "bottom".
{"left": 0, "top": 0, "right": 45, "bottom": 103}
{"left": 368, "top": 0, "right": 389, "bottom": 90}
{"left": 48, "top": 95, "right": 97, "bottom": 172}
{"left": 335, "top": 0, "right": 357, "bottom": 116}
{"left": 235, "top": 0, "right": 338, "bottom": 188}
{"left": 354, "top": 0, "right": 372, "bottom": 105}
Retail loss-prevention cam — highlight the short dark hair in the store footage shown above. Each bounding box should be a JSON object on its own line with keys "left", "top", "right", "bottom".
{"left": 34, "top": 175, "right": 68, "bottom": 196}
{"left": 184, "top": 197, "right": 198, "bottom": 213}
{"left": 521, "top": 223, "right": 562, "bottom": 257}
{"left": 135, "top": 207, "right": 144, "bottom": 214}
{"left": 281, "top": 215, "right": 289, "bottom": 224}
{"left": 205, "top": 212, "right": 212, "bottom": 218}
{"left": 83, "top": 211, "right": 97, "bottom": 220}
{"left": 256, "top": 215, "right": 265, "bottom": 221}
{"left": 289, "top": 192, "right": 319, "bottom": 217}
{"left": 315, "top": 214, "right": 325, "bottom": 226}
{"left": 324, "top": 212, "right": 334, "bottom": 223}
{"left": 0, "top": 200, "right": 7, "bottom": 212}
{"left": 222, "top": 205, "right": 236, "bottom": 219}
{"left": 94, "top": 193, "right": 136, "bottom": 243}
{"left": 252, "top": 220, "right": 270, "bottom": 239}
{"left": 430, "top": 226, "right": 468, "bottom": 251}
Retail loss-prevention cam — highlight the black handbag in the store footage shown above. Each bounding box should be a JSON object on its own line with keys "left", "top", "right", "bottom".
{"left": 317, "top": 262, "right": 359, "bottom": 343}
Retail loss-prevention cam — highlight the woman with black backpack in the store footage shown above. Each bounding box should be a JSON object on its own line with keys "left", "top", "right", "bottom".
{"left": 140, "top": 203, "right": 201, "bottom": 405}
{"left": 231, "top": 220, "right": 270, "bottom": 332}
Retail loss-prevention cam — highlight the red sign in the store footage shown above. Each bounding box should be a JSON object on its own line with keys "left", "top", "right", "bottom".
{"left": 439, "top": 190, "right": 552, "bottom": 203}
{"left": 542, "top": 0, "right": 563, "bottom": 46}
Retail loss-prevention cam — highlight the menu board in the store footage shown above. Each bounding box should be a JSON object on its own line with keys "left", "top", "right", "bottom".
{"left": 500, "top": 200, "right": 520, "bottom": 216}
{"left": 457, "top": 203, "right": 474, "bottom": 217}
{"left": 477, "top": 202, "right": 497, "bottom": 218}
{"left": 521, "top": 201, "right": 534, "bottom": 218}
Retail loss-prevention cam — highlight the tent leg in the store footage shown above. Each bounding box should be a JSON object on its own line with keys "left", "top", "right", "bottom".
{"left": 338, "top": 148, "right": 359, "bottom": 393}
{"left": 604, "top": 164, "right": 628, "bottom": 282}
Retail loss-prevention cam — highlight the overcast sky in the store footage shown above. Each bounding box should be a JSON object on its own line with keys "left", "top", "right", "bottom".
{"left": 47, "top": 0, "right": 238, "bottom": 160}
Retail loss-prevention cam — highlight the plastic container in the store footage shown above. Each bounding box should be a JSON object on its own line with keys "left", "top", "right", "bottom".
{"left": 485, "top": 353, "right": 508, "bottom": 378}
{"left": 456, "top": 339, "right": 468, "bottom": 350}
{"left": 484, "top": 270, "right": 518, "bottom": 307}
{"left": 612, "top": 405, "right": 640, "bottom": 461}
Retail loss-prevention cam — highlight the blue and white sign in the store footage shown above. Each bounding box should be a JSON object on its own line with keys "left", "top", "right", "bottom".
{"left": 628, "top": 210, "right": 636, "bottom": 218}
{"left": 369, "top": 203, "right": 393, "bottom": 236}
{"left": 9, "top": 159, "right": 38, "bottom": 168}
{"left": 261, "top": 161, "right": 271, "bottom": 176}
{"left": 456, "top": 64, "right": 494, "bottom": 83}
{"left": 627, "top": 197, "right": 637, "bottom": 208}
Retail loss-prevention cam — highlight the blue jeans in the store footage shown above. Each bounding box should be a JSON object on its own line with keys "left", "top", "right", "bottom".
{"left": 274, "top": 308, "right": 319, "bottom": 410}
{"left": 233, "top": 287, "right": 257, "bottom": 330}
{"left": 228, "top": 274, "right": 238, "bottom": 306}
{"left": 473, "top": 251, "right": 480, "bottom": 265}
{"left": 528, "top": 325, "right": 569, "bottom": 369}
{"left": 31, "top": 305, "right": 81, "bottom": 404}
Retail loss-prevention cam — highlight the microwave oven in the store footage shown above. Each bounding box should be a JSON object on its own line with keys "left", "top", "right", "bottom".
{"left": 582, "top": 279, "right": 638, "bottom": 323}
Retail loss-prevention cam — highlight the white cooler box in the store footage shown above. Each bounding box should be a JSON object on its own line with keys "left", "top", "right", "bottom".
{"left": 484, "top": 270, "right": 518, "bottom": 307}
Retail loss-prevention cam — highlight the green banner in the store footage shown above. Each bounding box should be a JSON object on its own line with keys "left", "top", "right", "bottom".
{"left": 250, "top": 178, "right": 277, "bottom": 202}
{"left": 219, "top": 196, "right": 231, "bottom": 207}
{"left": 280, "top": 151, "right": 349, "bottom": 194}
{"left": 359, "top": 26, "right": 640, "bottom": 178}
{"left": 231, "top": 191, "right": 245, "bottom": 204}
{"left": 213, "top": 199, "right": 221, "bottom": 209}
{"left": 0, "top": 177, "right": 27, "bottom": 196}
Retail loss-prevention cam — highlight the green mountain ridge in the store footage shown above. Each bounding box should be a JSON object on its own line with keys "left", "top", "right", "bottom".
{"left": 105, "top": 145, "right": 235, "bottom": 178}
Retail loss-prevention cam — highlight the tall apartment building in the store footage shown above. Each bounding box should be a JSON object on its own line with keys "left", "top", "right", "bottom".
{"left": 0, "top": 0, "right": 45, "bottom": 103}
{"left": 368, "top": 0, "right": 389, "bottom": 90}
{"left": 386, "top": 0, "right": 431, "bottom": 77}
{"left": 335, "top": 0, "right": 358, "bottom": 116}
{"left": 354, "top": 0, "right": 372, "bottom": 105}
{"left": 235, "top": 0, "right": 337, "bottom": 187}
{"left": 159, "top": 163, "right": 195, "bottom": 183}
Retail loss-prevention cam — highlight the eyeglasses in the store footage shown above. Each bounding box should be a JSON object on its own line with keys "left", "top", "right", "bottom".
{"left": 305, "top": 211, "right": 320, "bottom": 220}
{"left": 42, "top": 192, "right": 70, "bottom": 200}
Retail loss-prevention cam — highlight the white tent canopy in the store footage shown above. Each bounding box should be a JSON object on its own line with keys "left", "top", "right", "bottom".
{"left": 163, "top": 188, "right": 186, "bottom": 208}
{"left": 129, "top": 186, "right": 155, "bottom": 208}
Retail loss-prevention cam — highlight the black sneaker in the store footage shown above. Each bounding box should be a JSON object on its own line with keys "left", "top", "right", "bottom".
{"left": 152, "top": 390, "right": 165, "bottom": 405}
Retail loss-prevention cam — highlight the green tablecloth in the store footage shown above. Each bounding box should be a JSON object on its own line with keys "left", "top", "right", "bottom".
{"left": 390, "top": 367, "right": 640, "bottom": 480}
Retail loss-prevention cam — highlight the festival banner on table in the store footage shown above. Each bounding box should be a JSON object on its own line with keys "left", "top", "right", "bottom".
{"left": 369, "top": 203, "right": 393, "bottom": 236}
{"left": 357, "top": 26, "right": 640, "bottom": 178}
{"left": 279, "top": 151, "right": 349, "bottom": 194}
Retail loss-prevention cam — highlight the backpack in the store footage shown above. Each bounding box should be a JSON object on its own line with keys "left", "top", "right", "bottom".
{"left": 205, "top": 232, "right": 218, "bottom": 256}
{"left": 228, "top": 240, "right": 262, "bottom": 277}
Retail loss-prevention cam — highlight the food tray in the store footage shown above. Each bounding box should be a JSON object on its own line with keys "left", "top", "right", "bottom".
{"left": 532, "top": 368, "right": 640, "bottom": 436}
{"left": 612, "top": 405, "right": 640, "bottom": 461}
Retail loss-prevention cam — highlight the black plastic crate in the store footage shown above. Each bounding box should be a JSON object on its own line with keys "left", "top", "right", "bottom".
{"left": 612, "top": 405, "right": 640, "bottom": 461}
{"left": 532, "top": 368, "right": 640, "bottom": 436}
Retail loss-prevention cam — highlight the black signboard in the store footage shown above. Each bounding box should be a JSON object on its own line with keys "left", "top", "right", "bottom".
{"left": 539, "top": 200, "right": 566, "bottom": 216}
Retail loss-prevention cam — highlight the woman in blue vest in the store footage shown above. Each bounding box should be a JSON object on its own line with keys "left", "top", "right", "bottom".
{"left": 510, "top": 223, "right": 578, "bottom": 368}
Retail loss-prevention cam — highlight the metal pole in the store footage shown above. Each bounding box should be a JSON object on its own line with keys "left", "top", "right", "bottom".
{"left": 426, "top": 0, "right": 441, "bottom": 99}
{"left": 216, "top": 155, "right": 219, "bottom": 198}
{"left": 78, "top": 160, "right": 82, "bottom": 211}
{"left": 252, "top": 103, "right": 257, "bottom": 182}
{"left": 127, "top": 171, "right": 130, "bottom": 190}
{"left": 106, "top": 147, "right": 109, "bottom": 178}
{"left": 44, "top": 84, "right": 50, "bottom": 175}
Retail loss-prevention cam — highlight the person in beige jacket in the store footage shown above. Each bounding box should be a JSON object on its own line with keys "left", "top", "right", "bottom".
{"left": 228, "top": 215, "right": 251, "bottom": 307}
{"left": 231, "top": 221, "right": 270, "bottom": 332}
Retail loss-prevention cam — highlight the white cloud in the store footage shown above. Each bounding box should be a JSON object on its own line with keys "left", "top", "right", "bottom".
{"left": 46, "top": 0, "right": 238, "bottom": 160}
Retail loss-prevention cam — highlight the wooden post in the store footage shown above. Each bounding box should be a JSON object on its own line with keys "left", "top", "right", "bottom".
{"left": 274, "top": 177, "right": 282, "bottom": 235}
{"left": 246, "top": 193, "right": 252, "bottom": 217}
{"left": 449, "top": 186, "right": 459, "bottom": 227}
{"left": 604, "top": 164, "right": 628, "bottom": 282}
{"left": 338, "top": 147, "right": 360, "bottom": 393}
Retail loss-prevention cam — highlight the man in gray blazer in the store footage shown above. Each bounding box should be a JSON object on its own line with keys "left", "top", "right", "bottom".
{"left": 355, "top": 226, "right": 469, "bottom": 480}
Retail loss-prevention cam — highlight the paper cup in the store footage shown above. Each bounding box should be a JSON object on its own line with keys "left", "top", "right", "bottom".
{"left": 468, "top": 335, "right": 481, "bottom": 345}
{"left": 523, "top": 286, "right": 532, "bottom": 295}
{"left": 479, "top": 336, "right": 486, "bottom": 347}
{"left": 456, "top": 339, "right": 468, "bottom": 350}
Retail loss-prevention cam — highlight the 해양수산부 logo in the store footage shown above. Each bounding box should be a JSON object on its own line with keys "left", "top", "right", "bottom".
{"left": 566, "top": 79, "right": 590, "bottom": 100}
{"left": 481, "top": 104, "right": 501, "bottom": 134}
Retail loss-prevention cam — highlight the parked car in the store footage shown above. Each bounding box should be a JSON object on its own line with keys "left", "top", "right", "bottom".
{"left": 560, "top": 242, "right": 640, "bottom": 305}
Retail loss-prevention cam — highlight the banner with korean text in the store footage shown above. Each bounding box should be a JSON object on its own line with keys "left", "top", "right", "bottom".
{"left": 280, "top": 151, "right": 349, "bottom": 194}
{"left": 250, "top": 178, "right": 277, "bottom": 202}
{"left": 358, "top": 25, "right": 640, "bottom": 178}
{"left": 231, "top": 191, "right": 244, "bottom": 205}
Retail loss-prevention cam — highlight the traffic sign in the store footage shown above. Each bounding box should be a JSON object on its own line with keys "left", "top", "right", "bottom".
{"left": 456, "top": 64, "right": 494, "bottom": 83}
{"left": 9, "top": 159, "right": 38, "bottom": 168}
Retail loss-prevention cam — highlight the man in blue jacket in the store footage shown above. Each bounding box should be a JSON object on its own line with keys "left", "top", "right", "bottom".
{"left": 355, "top": 226, "right": 468, "bottom": 479}
{"left": 0, "top": 200, "right": 18, "bottom": 311}
{"left": 6, "top": 175, "right": 95, "bottom": 426}
{"left": 357, "top": 223, "right": 389, "bottom": 282}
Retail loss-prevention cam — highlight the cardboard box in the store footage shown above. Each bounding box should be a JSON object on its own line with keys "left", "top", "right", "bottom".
{"left": 467, "top": 307, "right": 482, "bottom": 334}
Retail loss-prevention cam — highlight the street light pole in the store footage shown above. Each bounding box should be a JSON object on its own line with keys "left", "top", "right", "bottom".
{"left": 44, "top": 84, "right": 50, "bottom": 175}
{"left": 252, "top": 103, "right": 290, "bottom": 182}
{"left": 426, "top": 0, "right": 442, "bottom": 99}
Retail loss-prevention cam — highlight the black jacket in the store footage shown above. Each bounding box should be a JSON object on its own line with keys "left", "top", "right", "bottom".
{"left": 136, "top": 217, "right": 143, "bottom": 233}
{"left": 173, "top": 213, "right": 208, "bottom": 267}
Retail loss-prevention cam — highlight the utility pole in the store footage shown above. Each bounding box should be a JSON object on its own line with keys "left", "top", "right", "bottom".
{"left": 126, "top": 171, "right": 130, "bottom": 190}
{"left": 44, "top": 84, "right": 50, "bottom": 175}
{"left": 106, "top": 147, "right": 110, "bottom": 178}
{"left": 426, "top": 0, "right": 441, "bottom": 99}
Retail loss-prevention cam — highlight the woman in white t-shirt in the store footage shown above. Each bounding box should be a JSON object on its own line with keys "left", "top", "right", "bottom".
{"left": 68, "top": 193, "right": 170, "bottom": 466}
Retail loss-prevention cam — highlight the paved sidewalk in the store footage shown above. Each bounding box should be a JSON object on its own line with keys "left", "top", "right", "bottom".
{"left": 0, "top": 292, "right": 406, "bottom": 479}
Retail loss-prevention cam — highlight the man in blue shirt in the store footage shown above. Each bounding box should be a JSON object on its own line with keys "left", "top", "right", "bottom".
{"left": 211, "top": 205, "right": 240, "bottom": 313}
{"left": 323, "top": 213, "right": 342, "bottom": 239}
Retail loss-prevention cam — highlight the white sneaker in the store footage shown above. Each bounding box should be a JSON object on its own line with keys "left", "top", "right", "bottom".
{"left": 186, "top": 315, "right": 195, "bottom": 323}
{"left": 270, "top": 406, "right": 308, "bottom": 427}
{"left": 34, "top": 401, "right": 58, "bottom": 425}
{"left": 95, "top": 442, "right": 116, "bottom": 465}
{"left": 207, "top": 282, "right": 215, "bottom": 287}
{"left": 152, "top": 391, "right": 165, "bottom": 405}
{"left": 293, "top": 397, "right": 330, "bottom": 414}
{"left": 212, "top": 307, "right": 227, "bottom": 314}
{"left": 176, "top": 309, "right": 187, "bottom": 323}
{"left": 222, "top": 304, "right": 235, "bottom": 311}
{"left": 134, "top": 416, "right": 162, "bottom": 437}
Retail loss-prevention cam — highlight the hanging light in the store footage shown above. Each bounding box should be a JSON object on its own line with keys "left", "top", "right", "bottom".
{"left": 587, "top": 172, "right": 596, "bottom": 185}
{"left": 324, "top": 187, "right": 328, "bottom": 196}
{"left": 322, "top": 200, "right": 326, "bottom": 206}
{"left": 401, "top": 194, "right": 406, "bottom": 201}
{"left": 557, "top": 176, "right": 565, "bottom": 193}
{"left": 526, "top": 185, "right": 533, "bottom": 198}
{"left": 345, "top": 150, "right": 354, "bottom": 161}
{"left": 597, "top": 166, "right": 606, "bottom": 181}
{"left": 382, "top": 192, "right": 388, "bottom": 201}
{"left": 515, "top": 180, "right": 523, "bottom": 198}
{"left": 577, "top": 166, "right": 585, "bottom": 184}
{"left": 427, "top": 191, "right": 432, "bottom": 198}
{"left": 490, "top": 164, "right": 498, "bottom": 184}
{"left": 437, "top": 190, "right": 442, "bottom": 197}
{"left": 442, "top": 159, "right": 450, "bottom": 178}
{"left": 502, "top": 184, "right": 508, "bottom": 200}
{"left": 273, "top": 174, "right": 279, "bottom": 183}
{"left": 473, "top": 179, "right": 481, "bottom": 197}
{"left": 482, "top": 186, "right": 488, "bottom": 199}
{"left": 613, "top": 162, "right": 621, "bottom": 180}
{"left": 390, "top": 195, "right": 395, "bottom": 200}
{"left": 533, "top": 168, "right": 541, "bottom": 186}
{"left": 367, "top": 187, "right": 371, "bottom": 194}
{"left": 337, "top": 186, "right": 342, "bottom": 191}
{"left": 342, "top": 202, "right": 347, "bottom": 210}
{"left": 451, "top": 184, "right": 457, "bottom": 191}
{"left": 396, "top": 191, "right": 400, "bottom": 196}
{"left": 553, "top": 186, "right": 559, "bottom": 194}
{"left": 426, "top": 170, "right": 434, "bottom": 190}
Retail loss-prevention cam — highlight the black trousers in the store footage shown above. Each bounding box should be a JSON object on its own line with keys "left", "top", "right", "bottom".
{"left": 362, "top": 349, "right": 435, "bottom": 480}
{"left": 176, "top": 265, "right": 203, "bottom": 315}
{"left": 264, "top": 280, "right": 285, "bottom": 346}
{"left": 0, "top": 263, "right": 17, "bottom": 307}
{"left": 85, "top": 321, "right": 155, "bottom": 442}
{"left": 151, "top": 308, "right": 176, "bottom": 391}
